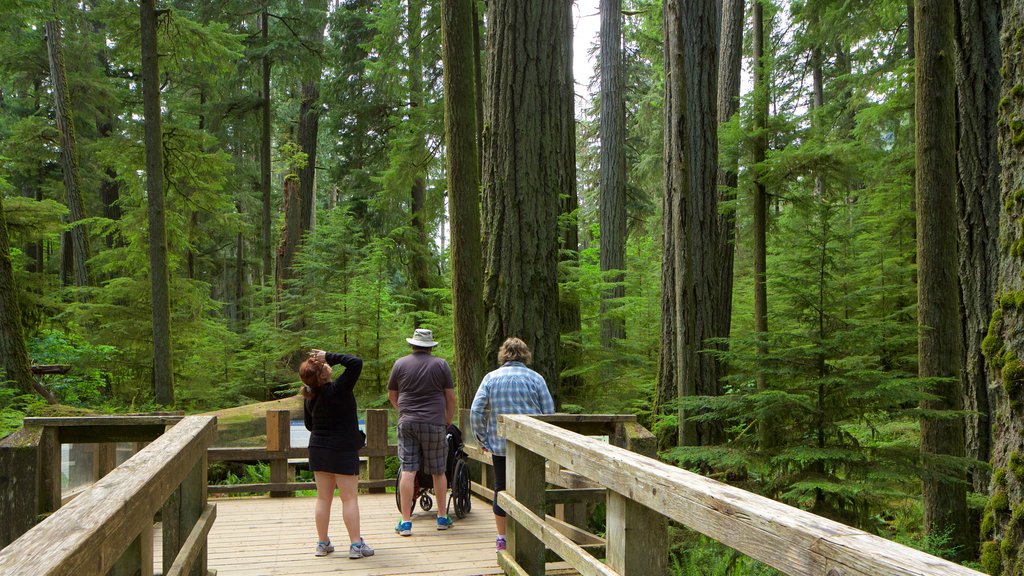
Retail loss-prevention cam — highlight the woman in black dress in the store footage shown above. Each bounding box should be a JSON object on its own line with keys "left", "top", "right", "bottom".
{"left": 299, "top": 348, "right": 374, "bottom": 559}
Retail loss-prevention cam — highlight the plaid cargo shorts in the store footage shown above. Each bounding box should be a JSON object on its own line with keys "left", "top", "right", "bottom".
{"left": 397, "top": 421, "right": 447, "bottom": 475}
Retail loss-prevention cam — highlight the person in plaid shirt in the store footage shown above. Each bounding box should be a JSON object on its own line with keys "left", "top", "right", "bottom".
{"left": 470, "top": 337, "right": 555, "bottom": 552}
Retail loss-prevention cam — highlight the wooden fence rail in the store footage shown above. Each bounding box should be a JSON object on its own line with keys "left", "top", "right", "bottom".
{"left": 496, "top": 414, "right": 985, "bottom": 576}
{"left": 206, "top": 408, "right": 395, "bottom": 495}
{"left": 0, "top": 415, "right": 216, "bottom": 576}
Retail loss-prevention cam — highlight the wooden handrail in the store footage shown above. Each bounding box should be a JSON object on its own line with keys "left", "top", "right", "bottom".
{"left": 497, "top": 414, "right": 984, "bottom": 576}
{"left": 0, "top": 415, "right": 217, "bottom": 575}
{"left": 207, "top": 408, "right": 394, "bottom": 496}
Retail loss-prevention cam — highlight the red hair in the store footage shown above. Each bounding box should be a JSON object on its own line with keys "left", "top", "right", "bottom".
{"left": 299, "top": 358, "right": 328, "bottom": 399}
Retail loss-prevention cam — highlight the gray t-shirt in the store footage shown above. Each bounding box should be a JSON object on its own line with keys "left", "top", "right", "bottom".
{"left": 387, "top": 351, "right": 454, "bottom": 425}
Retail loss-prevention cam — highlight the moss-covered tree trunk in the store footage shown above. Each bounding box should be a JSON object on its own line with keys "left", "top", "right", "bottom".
{"left": 441, "top": 0, "right": 485, "bottom": 410}
{"left": 45, "top": 7, "right": 90, "bottom": 288}
{"left": 914, "top": 0, "right": 970, "bottom": 558}
{"left": 980, "top": 3, "right": 1024, "bottom": 573}
{"left": 482, "top": 0, "right": 574, "bottom": 400}
{"left": 0, "top": 194, "right": 35, "bottom": 395}
{"left": 140, "top": 0, "right": 174, "bottom": 405}
{"left": 955, "top": 0, "right": 1001, "bottom": 493}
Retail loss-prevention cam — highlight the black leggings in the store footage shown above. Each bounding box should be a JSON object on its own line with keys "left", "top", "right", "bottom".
{"left": 492, "top": 455, "right": 507, "bottom": 517}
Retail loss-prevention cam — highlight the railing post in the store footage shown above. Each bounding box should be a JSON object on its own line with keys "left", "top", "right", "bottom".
{"left": 507, "top": 441, "right": 546, "bottom": 575}
{"left": 606, "top": 490, "right": 667, "bottom": 575}
{"left": 162, "top": 447, "right": 210, "bottom": 576}
{"left": 267, "top": 409, "right": 291, "bottom": 497}
{"left": 364, "top": 409, "right": 387, "bottom": 493}
{"left": 0, "top": 427, "right": 47, "bottom": 548}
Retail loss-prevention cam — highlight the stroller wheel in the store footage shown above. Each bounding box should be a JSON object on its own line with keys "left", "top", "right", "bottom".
{"left": 453, "top": 458, "right": 471, "bottom": 519}
{"left": 420, "top": 493, "right": 434, "bottom": 511}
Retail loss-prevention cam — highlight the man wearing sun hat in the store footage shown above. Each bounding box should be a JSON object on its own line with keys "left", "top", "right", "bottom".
{"left": 387, "top": 328, "right": 456, "bottom": 536}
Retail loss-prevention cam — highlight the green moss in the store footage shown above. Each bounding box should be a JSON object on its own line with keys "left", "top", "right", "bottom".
{"left": 995, "top": 467, "right": 1009, "bottom": 488}
{"left": 1003, "top": 352, "right": 1024, "bottom": 399}
{"left": 1002, "top": 533, "right": 1015, "bottom": 557}
{"left": 1013, "top": 84, "right": 1024, "bottom": 99}
{"left": 1011, "top": 452, "right": 1024, "bottom": 481}
{"left": 985, "top": 542, "right": 1003, "bottom": 575}
{"left": 992, "top": 490, "right": 1010, "bottom": 512}
{"left": 982, "top": 541, "right": 1002, "bottom": 575}
{"left": 983, "top": 509, "right": 996, "bottom": 538}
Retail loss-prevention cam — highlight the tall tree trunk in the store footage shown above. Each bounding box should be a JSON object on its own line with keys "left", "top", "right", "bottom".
{"left": 482, "top": 0, "right": 573, "bottom": 402}
{"left": 954, "top": 0, "right": 1001, "bottom": 493}
{"left": 441, "top": 0, "right": 486, "bottom": 412}
{"left": 408, "top": 0, "right": 432, "bottom": 317}
{"left": 915, "top": 0, "right": 970, "bottom": 558}
{"left": 45, "top": 8, "right": 90, "bottom": 288}
{"left": 659, "top": 0, "right": 723, "bottom": 447}
{"left": 0, "top": 195, "right": 35, "bottom": 396}
{"left": 473, "top": 0, "right": 484, "bottom": 173}
{"left": 982, "top": 3, "right": 1024, "bottom": 572}
{"left": 261, "top": 8, "right": 273, "bottom": 286}
{"left": 140, "top": 0, "right": 174, "bottom": 406}
{"left": 752, "top": 0, "right": 770, "bottom": 449}
{"left": 715, "top": 0, "right": 742, "bottom": 366}
{"left": 599, "top": 0, "right": 627, "bottom": 347}
{"left": 278, "top": 1, "right": 327, "bottom": 289}
{"left": 656, "top": 0, "right": 682, "bottom": 448}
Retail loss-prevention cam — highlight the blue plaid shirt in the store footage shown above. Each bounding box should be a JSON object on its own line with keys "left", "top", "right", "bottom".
{"left": 470, "top": 361, "right": 555, "bottom": 456}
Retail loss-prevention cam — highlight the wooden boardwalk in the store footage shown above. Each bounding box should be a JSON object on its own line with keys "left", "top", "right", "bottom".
{"left": 162, "top": 493, "right": 507, "bottom": 576}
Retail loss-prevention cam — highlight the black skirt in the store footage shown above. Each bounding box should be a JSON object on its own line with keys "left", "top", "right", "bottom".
{"left": 308, "top": 445, "right": 360, "bottom": 475}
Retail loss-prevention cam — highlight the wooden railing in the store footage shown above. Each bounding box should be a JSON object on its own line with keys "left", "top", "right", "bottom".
{"left": 0, "top": 415, "right": 217, "bottom": 576}
{"left": 494, "top": 414, "right": 985, "bottom": 576}
{"left": 207, "top": 408, "right": 395, "bottom": 495}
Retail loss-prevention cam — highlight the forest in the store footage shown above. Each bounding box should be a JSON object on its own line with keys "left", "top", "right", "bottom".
{"left": 0, "top": 0, "right": 1020, "bottom": 573}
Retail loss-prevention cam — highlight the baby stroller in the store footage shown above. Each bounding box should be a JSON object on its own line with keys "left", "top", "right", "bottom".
{"left": 395, "top": 423, "right": 472, "bottom": 519}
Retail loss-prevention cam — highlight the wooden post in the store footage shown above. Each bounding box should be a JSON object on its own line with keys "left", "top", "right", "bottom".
{"left": 38, "top": 426, "right": 61, "bottom": 514}
{"left": 0, "top": 427, "right": 44, "bottom": 548}
{"left": 606, "top": 490, "right": 667, "bottom": 575}
{"left": 364, "top": 409, "right": 387, "bottom": 494}
{"left": 267, "top": 409, "right": 291, "bottom": 497}
{"left": 507, "top": 441, "right": 546, "bottom": 575}
{"left": 96, "top": 443, "right": 117, "bottom": 479}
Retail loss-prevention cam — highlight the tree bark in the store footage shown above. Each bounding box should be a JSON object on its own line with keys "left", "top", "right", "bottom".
{"left": 599, "top": 0, "right": 627, "bottom": 347}
{"left": 915, "top": 0, "right": 970, "bottom": 558}
{"left": 408, "top": 0, "right": 433, "bottom": 316}
{"left": 261, "top": 8, "right": 273, "bottom": 286}
{"left": 983, "top": 3, "right": 1024, "bottom": 573}
{"left": 441, "top": 0, "right": 486, "bottom": 411}
{"left": 659, "top": 0, "right": 723, "bottom": 447}
{"left": 0, "top": 194, "right": 35, "bottom": 396}
{"left": 140, "top": 0, "right": 174, "bottom": 405}
{"left": 482, "top": 0, "right": 574, "bottom": 401}
{"left": 655, "top": 0, "right": 682, "bottom": 448}
{"left": 278, "top": 0, "right": 327, "bottom": 287}
{"left": 45, "top": 8, "right": 90, "bottom": 288}
{"left": 715, "top": 0, "right": 742, "bottom": 366}
{"left": 954, "top": 0, "right": 1001, "bottom": 493}
{"left": 752, "top": 0, "right": 770, "bottom": 449}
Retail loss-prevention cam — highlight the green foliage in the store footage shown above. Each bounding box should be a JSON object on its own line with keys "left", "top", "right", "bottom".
{"left": 668, "top": 529, "right": 780, "bottom": 576}
{"left": 26, "top": 329, "right": 119, "bottom": 406}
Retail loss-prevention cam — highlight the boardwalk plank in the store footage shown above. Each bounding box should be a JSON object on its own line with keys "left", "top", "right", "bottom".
{"left": 155, "top": 493, "right": 576, "bottom": 576}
